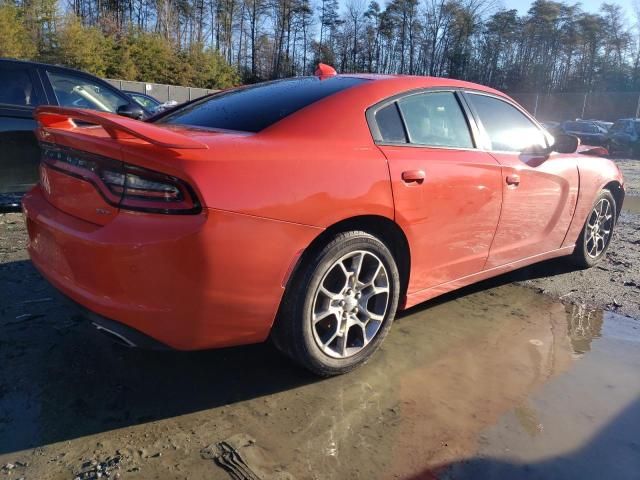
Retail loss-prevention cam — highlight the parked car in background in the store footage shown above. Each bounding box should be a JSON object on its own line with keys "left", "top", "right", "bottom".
{"left": 587, "top": 119, "right": 613, "bottom": 131}
{"left": 24, "top": 67, "right": 625, "bottom": 375}
{"left": 0, "top": 58, "right": 149, "bottom": 206}
{"left": 124, "top": 90, "right": 162, "bottom": 112}
{"left": 124, "top": 91, "right": 179, "bottom": 114}
{"left": 559, "top": 120, "right": 608, "bottom": 146}
{"left": 606, "top": 118, "right": 640, "bottom": 157}
{"left": 540, "top": 120, "right": 561, "bottom": 136}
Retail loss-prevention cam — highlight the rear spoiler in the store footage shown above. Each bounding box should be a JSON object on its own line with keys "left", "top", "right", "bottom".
{"left": 35, "top": 106, "right": 208, "bottom": 150}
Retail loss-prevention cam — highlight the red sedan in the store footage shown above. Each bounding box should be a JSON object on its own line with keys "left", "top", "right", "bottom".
{"left": 23, "top": 66, "right": 625, "bottom": 375}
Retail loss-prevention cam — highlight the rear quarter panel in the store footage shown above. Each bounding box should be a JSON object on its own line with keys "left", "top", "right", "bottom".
{"left": 156, "top": 85, "right": 399, "bottom": 228}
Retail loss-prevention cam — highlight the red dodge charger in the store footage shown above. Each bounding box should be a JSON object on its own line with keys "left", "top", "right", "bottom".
{"left": 23, "top": 66, "right": 625, "bottom": 375}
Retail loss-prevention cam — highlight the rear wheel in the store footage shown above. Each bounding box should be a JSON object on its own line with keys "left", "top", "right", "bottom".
{"left": 272, "top": 231, "right": 400, "bottom": 376}
{"left": 571, "top": 190, "right": 616, "bottom": 268}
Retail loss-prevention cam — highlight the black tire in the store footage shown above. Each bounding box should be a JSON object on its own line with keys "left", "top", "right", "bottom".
{"left": 571, "top": 189, "right": 617, "bottom": 268}
{"left": 271, "top": 231, "right": 400, "bottom": 376}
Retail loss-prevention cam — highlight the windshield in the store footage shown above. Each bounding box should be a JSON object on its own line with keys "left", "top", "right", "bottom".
{"left": 47, "top": 71, "right": 128, "bottom": 113}
{"left": 157, "top": 76, "right": 368, "bottom": 132}
{"left": 130, "top": 93, "right": 160, "bottom": 110}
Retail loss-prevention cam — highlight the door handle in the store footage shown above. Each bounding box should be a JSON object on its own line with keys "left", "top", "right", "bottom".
{"left": 506, "top": 174, "right": 520, "bottom": 186}
{"left": 402, "top": 170, "right": 426, "bottom": 184}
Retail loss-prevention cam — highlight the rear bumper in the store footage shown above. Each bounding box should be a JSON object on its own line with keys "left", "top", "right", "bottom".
{"left": 66, "top": 294, "right": 172, "bottom": 350}
{"left": 23, "top": 185, "right": 321, "bottom": 350}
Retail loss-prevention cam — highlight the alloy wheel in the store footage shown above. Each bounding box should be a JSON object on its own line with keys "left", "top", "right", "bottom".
{"left": 585, "top": 198, "right": 613, "bottom": 258}
{"left": 311, "top": 250, "right": 390, "bottom": 359}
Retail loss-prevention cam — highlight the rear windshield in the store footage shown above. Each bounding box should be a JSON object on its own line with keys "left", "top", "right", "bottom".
{"left": 156, "top": 76, "right": 368, "bottom": 132}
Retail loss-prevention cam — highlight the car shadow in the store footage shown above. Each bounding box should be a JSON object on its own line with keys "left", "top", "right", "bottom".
{"left": 0, "top": 255, "right": 580, "bottom": 455}
{"left": 407, "top": 396, "right": 640, "bottom": 480}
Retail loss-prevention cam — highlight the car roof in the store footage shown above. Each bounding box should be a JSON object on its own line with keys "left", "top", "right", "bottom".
{"left": 0, "top": 57, "right": 108, "bottom": 78}
{"left": 340, "top": 73, "right": 505, "bottom": 95}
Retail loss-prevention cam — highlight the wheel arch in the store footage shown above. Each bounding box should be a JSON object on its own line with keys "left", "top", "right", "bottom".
{"left": 602, "top": 180, "right": 625, "bottom": 221}
{"left": 284, "top": 215, "right": 411, "bottom": 308}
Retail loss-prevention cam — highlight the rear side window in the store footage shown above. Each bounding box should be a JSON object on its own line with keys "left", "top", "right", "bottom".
{"left": 158, "top": 76, "right": 367, "bottom": 132}
{"left": 0, "top": 66, "right": 39, "bottom": 107}
{"left": 468, "top": 93, "right": 546, "bottom": 152}
{"left": 376, "top": 103, "right": 407, "bottom": 143}
{"left": 397, "top": 92, "right": 473, "bottom": 148}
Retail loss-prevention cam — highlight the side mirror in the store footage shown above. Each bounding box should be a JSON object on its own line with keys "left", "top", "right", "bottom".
{"left": 117, "top": 104, "right": 145, "bottom": 120}
{"left": 552, "top": 134, "right": 580, "bottom": 154}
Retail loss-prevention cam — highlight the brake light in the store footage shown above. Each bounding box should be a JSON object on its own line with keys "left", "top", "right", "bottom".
{"left": 41, "top": 143, "right": 201, "bottom": 214}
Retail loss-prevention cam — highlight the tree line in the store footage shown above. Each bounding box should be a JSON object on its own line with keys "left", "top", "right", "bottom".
{"left": 0, "top": 0, "right": 639, "bottom": 92}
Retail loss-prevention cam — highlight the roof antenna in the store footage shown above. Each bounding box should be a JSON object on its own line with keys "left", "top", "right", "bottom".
{"left": 315, "top": 63, "right": 337, "bottom": 78}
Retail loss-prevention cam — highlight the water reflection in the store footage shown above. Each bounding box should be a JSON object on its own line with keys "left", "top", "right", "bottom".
{"left": 566, "top": 303, "right": 603, "bottom": 354}
{"left": 250, "top": 284, "right": 613, "bottom": 479}
{"left": 1, "top": 275, "right": 635, "bottom": 480}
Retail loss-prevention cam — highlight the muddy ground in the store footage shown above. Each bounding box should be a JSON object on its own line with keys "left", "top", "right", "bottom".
{"left": 1, "top": 159, "right": 639, "bottom": 480}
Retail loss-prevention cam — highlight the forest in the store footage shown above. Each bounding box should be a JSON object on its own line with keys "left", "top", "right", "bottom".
{"left": 0, "top": 0, "right": 638, "bottom": 92}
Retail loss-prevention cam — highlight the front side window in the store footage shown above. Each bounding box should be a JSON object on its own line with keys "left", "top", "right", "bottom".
{"left": 48, "top": 71, "right": 128, "bottom": 113}
{"left": 468, "top": 93, "right": 547, "bottom": 152}
{"left": 397, "top": 92, "right": 473, "bottom": 148}
{"left": 0, "top": 66, "right": 39, "bottom": 107}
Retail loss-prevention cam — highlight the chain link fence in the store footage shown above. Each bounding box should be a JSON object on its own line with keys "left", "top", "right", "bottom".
{"left": 511, "top": 92, "right": 640, "bottom": 122}
{"left": 105, "top": 79, "right": 219, "bottom": 104}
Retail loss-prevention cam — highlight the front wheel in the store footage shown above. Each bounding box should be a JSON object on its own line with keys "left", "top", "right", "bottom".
{"left": 571, "top": 190, "right": 616, "bottom": 268}
{"left": 272, "top": 231, "right": 400, "bottom": 376}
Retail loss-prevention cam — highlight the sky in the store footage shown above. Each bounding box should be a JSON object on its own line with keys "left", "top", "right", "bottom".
{"left": 501, "top": 0, "right": 636, "bottom": 16}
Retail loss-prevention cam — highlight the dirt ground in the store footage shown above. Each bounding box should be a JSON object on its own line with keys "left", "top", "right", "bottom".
{"left": 1, "top": 158, "right": 639, "bottom": 480}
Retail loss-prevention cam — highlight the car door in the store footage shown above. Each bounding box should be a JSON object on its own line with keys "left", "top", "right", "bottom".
{"left": 371, "top": 90, "right": 503, "bottom": 293}
{"left": 463, "top": 92, "right": 579, "bottom": 269}
{"left": 0, "top": 62, "right": 47, "bottom": 197}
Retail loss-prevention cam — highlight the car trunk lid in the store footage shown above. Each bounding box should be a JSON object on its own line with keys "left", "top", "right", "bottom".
{"left": 35, "top": 107, "right": 207, "bottom": 225}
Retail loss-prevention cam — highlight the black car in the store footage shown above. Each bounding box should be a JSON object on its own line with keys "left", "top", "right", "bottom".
{"left": 606, "top": 118, "right": 640, "bottom": 158}
{"left": 124, "top": 90, "right": 181, "bottom": 114}
{"left": 559, "top": 120, "right": 608, "bottom": 146}
{"left": 0, "top": 58, "right": 148, "bottom": 207}
{"left": 124, "top": 90, "right": 162, "bottom": 113}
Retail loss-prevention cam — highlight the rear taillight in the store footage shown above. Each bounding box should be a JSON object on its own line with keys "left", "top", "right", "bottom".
{"left": 41, "top": 143, "right": 201, "bottom": 214}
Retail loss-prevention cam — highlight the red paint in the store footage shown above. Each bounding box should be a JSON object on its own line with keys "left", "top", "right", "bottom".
{"left": 23, "top": 75, "right": 625, "bottom": 350}
{"left": 314, "top": 63, "right": 337, "bottom": 77}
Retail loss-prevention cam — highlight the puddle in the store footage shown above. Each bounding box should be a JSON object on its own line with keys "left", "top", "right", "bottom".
{"left": 1, "top": 283, "right": 639, "bottom": 479}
